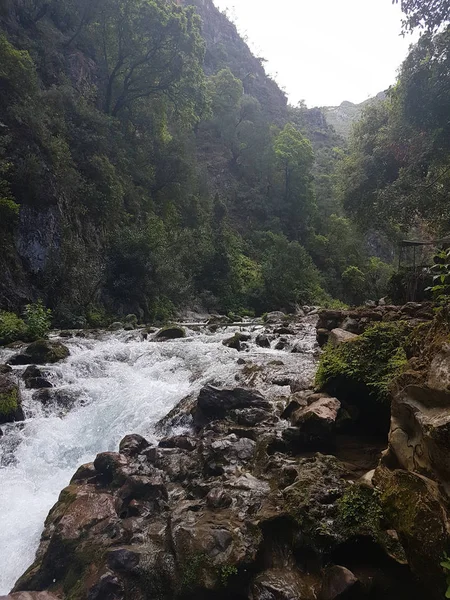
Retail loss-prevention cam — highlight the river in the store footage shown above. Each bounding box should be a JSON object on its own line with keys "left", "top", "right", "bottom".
{"left": 0, "top": 321, "right": 317, "bottom": 593}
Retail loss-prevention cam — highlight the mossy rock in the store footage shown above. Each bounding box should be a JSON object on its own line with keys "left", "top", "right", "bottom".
{"left": 0, "top": 374, "right": 23, "bottom": 424}
{"left": 8, "top": 340, "right": 70, "bottom": 365}
{"left": 124, "top": 314, "right": 138, "bottom": 325}
{"left": 316, "top": 322, "right": 411, "bottom": 403}
{"left": 222, "top": 332, "right": 250, "bottom": 351}
{"left": 377, "top": 466, "right": 449, "bottom": 598}
{"left": 155, "top": 326, "right": 186, "bottom": 340}
{"left": 108, "top": 321, "right": 124, "bottom": 331}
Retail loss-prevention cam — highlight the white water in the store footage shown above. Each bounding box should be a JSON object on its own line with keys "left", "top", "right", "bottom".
{"left": 0, "top": 324, "right": 317, "bottom": 593}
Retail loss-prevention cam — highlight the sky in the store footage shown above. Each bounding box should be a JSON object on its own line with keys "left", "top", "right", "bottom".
{"left": 212, "top": 0, "right": 417, "bottom": 108}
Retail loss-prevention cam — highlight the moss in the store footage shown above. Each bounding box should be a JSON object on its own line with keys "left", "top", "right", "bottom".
{"left": 337, "top": 485, "right": 383, "bottom": 539}
{"left": 315, "top": 322, "right": 411, "bottom": 403}
{"left": 218, "top": 564, "right": 238, "bottom": 587}
{"left": 0, "top": 386, "right": 19, "bottom": 417}
{"left": 180, "top": 553, "right": 210, "bottom": 591}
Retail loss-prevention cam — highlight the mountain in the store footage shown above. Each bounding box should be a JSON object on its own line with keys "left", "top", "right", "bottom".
{"left": 322, "top": 92, "right": 387, "bottom": 138}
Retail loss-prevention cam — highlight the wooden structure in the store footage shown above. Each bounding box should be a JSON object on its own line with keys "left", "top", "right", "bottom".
{"left": 398, "top": 236, "right": 450, "bottom": 302}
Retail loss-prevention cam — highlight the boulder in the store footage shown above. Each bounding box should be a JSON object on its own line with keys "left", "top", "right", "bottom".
{"left": 0, "top": 373, "right": 24, "bottom": 425}
{"left": 0, "top": 364, "right": 12, "bottom": 374}
{"left": 8, "top": 340, "right": 69, "bottom": 365}
{"left": 264, "top": 311, "right": 287, "bottom": 324}
{"left": 155, "top": 326, "right": 186, "bottom": 340}
{"left": 25, "top": 377, "right": 52, "bottom": 390}
{"left": 328, "top": 328, "right": 358, "bottom": 348}
{"left": 124, "top": 314, "right": 138, "bottom": 325}
{"left": 341, "top": 317, "right": 360, "bottom": 334}
{"left": 108, "top": 322, "right": 124, "bottom": 331}
{"left": 427, "top": 343, "right": 450, "bottom": 391}
{"left": 319, "top": 565, "right": 359, "bottom": 600}
{"left": 222, "top": 332, "right": 249, "bottom": 351}
{"left": 194, "top": 385, "right": 271, "bottom": 426}
{"left": 22, "top": 365, "right": 42, "bottom": 380}
{"left": 32, "top": 388, "right": 80, "bottom": 410}
{"left": 255, "top": 333, "right": 271, "bottom": 348}
{"left": 284, "top": 396, "right": 341, "bottom": 450}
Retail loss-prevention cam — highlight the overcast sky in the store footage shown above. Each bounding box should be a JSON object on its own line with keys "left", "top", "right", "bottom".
{"left": 212, "top": 0, "right": 417, "bottom": 107}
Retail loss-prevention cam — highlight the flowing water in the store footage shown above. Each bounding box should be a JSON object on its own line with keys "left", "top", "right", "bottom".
{"left": 0, "top": 322, "right": 317, "bottom": 594}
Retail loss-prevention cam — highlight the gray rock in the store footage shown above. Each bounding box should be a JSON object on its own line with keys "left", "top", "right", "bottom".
{"left": 328, "top": 328, "right": 358, "bottom": 348}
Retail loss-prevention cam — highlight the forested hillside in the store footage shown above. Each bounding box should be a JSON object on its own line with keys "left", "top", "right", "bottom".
{"left": 0, "top": 0, "right": 395, "bottom": 326}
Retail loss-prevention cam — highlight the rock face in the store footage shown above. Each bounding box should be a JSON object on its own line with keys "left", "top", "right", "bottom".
{"left": 8, "top": 340, "right": 70, "bottom": 365}
{"left": 374, "top": 347, "right": 450, "bottom": 598}
{"left": 14, "top": 377, "right": 423, "bottom": 600}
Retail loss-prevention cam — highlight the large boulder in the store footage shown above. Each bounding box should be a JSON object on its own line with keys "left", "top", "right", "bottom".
{"left": 155, "top": 326, "right": 186, "bottom": 340}
{"left": 193, "top": 385, "right": 271, "bottom": 426}
{"left": 0, "top": 373, "right": 24, "bottom": 425}
{"left": 8, "top": 340, "right": 69, "bottom": 365}
{"left": 319, "top": 565, "right": 360, "bottom": 600}
{"left": 264, "top": 311, "right": 287, "bottom": 324}
{"left": 328, "top": 328, "right": 358, "bottom": 348}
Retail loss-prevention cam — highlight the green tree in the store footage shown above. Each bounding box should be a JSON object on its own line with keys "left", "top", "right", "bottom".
{"left": 273, "top": 123, "right": 315, "bottom": 240}
{"left": 394, "top": 0, "right": 450, "bottom": 31}
{"left": 90, "top": 0, "right": 207, "bottom": 121}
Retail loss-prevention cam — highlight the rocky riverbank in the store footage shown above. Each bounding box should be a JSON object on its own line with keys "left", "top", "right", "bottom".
{"left": 0, "top": 311, "right": 433, "bottom": 600}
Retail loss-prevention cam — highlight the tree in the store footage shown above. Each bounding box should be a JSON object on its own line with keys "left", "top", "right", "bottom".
{"left": 394, "top": 0, "right": 450, "bottom": 31}
{"left": 273, "top": 123, "right": 315, "bottom": 240}
{"left": 90, "top": 0, "right": 207, "bottom": 121}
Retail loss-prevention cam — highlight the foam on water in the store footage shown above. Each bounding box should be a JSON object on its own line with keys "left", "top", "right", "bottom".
{"left": 0, "top": 323, "right": 317, "bottom": 593}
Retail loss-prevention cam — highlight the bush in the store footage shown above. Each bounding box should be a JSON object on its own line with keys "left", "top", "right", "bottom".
{"left": 0, "top": 311, "right": 27, "bottom": 345}
{"left": 24, "top": 301, "right": 52, "bottom": 339}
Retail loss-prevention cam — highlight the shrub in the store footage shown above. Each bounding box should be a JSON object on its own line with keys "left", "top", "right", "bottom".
{"left": 0, "top": 311, "right": 27, "bottom": 345}
{"left": 24, "top": 300, "right": 52, "bottom": 339}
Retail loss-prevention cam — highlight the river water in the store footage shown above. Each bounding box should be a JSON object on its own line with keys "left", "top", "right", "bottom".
{"left": 0, "top": 322, "right": 317, "bottom": 593}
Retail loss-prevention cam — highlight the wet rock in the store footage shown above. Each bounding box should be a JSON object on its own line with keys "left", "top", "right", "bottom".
{"left": 25, "top": 377, "right": 52, "bottom": 390}
{"left": 274, "top": 326, "right": 295, "bottom": 335}
{"left": 93, "top": 452, "right": 129, "bottom": 486}
{"left": 159, "top": 435, "right": 197, "bottom": 451}
{"left": 222, "top": 332, "right": 249, "bottom": 351}
{"left": 155, "top": 326, "right": 186, "bottom": 340}
{"left": 329, "top": 328, "right": 358, "bottom": 348}
{"left": 250, "top": 568, "right": 318, "bottom": 600}
{"left": 255, "top": 333, "right": 271, "bottom": 348}
{"left": 0, "top": 373, "right": 24, "bottom": 425}
{"left": 22, "top": 365, "right": 42, "bottom": 380}
{"left": 319, "top": 565, "right": 359, "bottom": 600}
{"left": 194, "top": 385, "right": 271, "bottom": 426}
{"left": 119, "top": 434, "right": 150, "bottom": 456}
{"left": 8, "top": 340, "right": 69, "bottom": 365}
{"left": 32, "top": 388, "right": 80, "bottom": 409}
{"left": 206, "top": 487, "right": 233, "bottom": 509}
{"left": 87, "top": 572, "right": 124, "bottom": 600}
{"left": 275, "top": 339, "right": 288, "bottom": 350}
{"left": 107, "top": 548, "right": 141, "bottom": 573}
{"left": 0, "top": 364, "right": 12, "bottom": 375}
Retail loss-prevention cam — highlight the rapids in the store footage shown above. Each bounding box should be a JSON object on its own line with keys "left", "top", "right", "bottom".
{"left": 0, "top": 322, "right": 317, "bottom": 593}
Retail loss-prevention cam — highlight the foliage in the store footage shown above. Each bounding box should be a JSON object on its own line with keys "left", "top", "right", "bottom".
{"left": 394, "top": 0, "right": 450, "bottom": 31}
{"left": 0, "top": 311, "right": 27, "bottom": 345}
{"left": 428, "top": 248, "right": 450, "bottom": 302}
{"left": 316, "top": 322, "right": 411, "bottom": 402}
{"left": 24, "top": 300, "right": 52, "bottom": 339}
{"left": 338, "top": 27, "right": 450, "bottom": 235}
{"left": 440, "top": 552, "right": 450, "bottom": 598}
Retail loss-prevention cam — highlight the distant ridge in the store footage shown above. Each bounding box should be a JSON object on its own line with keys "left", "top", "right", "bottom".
{"left": 321, "top": 91, "right": 387, "bottom": 139}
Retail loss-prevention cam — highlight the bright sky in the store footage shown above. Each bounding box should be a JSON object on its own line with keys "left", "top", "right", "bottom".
{"left": 212, "top": 0, "right": 417, "bottom": 107}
